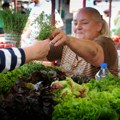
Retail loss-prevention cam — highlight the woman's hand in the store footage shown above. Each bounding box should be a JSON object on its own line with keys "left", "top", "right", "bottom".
{"left": 50, "top": 29, "right": 70, "bottom": 46}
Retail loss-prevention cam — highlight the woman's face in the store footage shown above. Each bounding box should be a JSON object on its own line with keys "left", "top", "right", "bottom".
{"left": 73, "top": 9, "right": 102, "bottom": 40}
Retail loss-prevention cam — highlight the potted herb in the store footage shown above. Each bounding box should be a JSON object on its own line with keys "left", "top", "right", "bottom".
{"left": 0, "top": 9, "right": 28, "bottom": 47}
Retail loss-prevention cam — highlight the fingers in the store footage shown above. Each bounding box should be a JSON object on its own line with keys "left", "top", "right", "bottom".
{"left": 37, "top": 40, "right": 50, "bottom": 59}
{"left": 52, "top": 33, "right": 62, "bottom": 43}
{"left": 50, "top": 29, "right": 65, "bottom": 47}
{"left": 44, "top": 38, "right": 51, "bottom": 43}
{"left": 35, "top": 39, "right": 50, "bottom": 51}
{"left": 39, "top": 29, "right": 66, "bottom": 47}
{"left": 54, "top": 40, "right": 63, "bottom": 47}
{"left": 51, "top": 28, "right": 61, "bottom": 37}
{"left": 50, "top": 29, "right": 61, "bottom": 39}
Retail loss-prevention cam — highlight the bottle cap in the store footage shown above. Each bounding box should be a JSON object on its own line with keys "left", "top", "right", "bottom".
{"left": 100, "top": 63, "right": 107, "bottom": 68}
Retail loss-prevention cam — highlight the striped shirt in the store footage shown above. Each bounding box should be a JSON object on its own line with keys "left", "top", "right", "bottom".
{"left": 0, "top": 48, "right": 25, "bottom": 72}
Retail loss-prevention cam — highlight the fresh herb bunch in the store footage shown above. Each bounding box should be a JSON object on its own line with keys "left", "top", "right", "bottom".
{"left": 34, "top": 11, "right": 55, "bottom": 40}
{"left": 0, "top": 9, "right": 28, "bottom": 35}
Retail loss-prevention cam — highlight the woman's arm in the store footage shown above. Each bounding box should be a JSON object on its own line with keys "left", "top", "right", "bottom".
{"left": 51, "top": 29, "right": 104, "bottom": 67}
{"left": 67, "top": 36, "right": 104, "bottom": 66}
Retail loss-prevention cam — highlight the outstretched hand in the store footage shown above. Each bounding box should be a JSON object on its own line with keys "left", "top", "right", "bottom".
{"left": 23, "top": 39, "right": 50, "bottom": 63}
{"left": 50, "top": 29, "right": 70, "bottom": 47}
{"left": 32, "top": 39, "right": 50, "bottom": 59}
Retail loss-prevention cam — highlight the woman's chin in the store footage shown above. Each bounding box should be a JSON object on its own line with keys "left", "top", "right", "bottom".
{"left": 76, "top": 35, "right": 84, "bottom": 39}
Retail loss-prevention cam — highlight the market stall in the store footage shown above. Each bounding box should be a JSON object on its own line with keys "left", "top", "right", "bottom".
{"left": 1, "top": 1, "right": 120, "bottom": 120}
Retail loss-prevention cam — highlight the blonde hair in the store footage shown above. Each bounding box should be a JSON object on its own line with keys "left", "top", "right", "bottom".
{"left": 79, "top": 7, "right": 109, "bottom": 37}
{"left": 100, "top": 19, "right": 109, "bottom": 37}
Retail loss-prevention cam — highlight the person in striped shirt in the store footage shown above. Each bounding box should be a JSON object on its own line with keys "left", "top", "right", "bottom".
{"left": 0, "top": 39, "right": 50, "bottom": 72}
{"left": 47, "top": 7, "right": 118, "bottom": 80}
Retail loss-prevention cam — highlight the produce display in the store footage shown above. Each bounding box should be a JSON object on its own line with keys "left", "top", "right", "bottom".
{"left": 52, "top": 75, "right": 120, "bottom": 120}
{"left": 113, "top": 35, "right": 120, "bottom": 43}
{"left": 0, "top": 62, "right": 120, "bottom": 120}
{"left": 113, "top": 35, "right": 120, "bottom": 50}
{"left": 0, "top": 9, "right": 29, "bottom": 47}
{"left": 0, "top": 62, "right": 66, "bottom": 120}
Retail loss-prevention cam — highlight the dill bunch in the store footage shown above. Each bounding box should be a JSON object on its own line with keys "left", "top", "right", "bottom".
{"left": 0, "top": 9, "right": 28, "bottom": 35}
{"left": 34, "top": 11, "right": 55, "bottom": 40}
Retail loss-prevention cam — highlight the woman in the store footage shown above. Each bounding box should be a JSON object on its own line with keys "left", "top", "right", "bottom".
{"left": 48, "top": 7, "right": 118, "bottom": 79}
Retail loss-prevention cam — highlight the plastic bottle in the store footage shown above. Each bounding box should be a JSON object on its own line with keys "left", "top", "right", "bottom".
{"left": 95, "top": 63, "right": 109, "bottom": 80}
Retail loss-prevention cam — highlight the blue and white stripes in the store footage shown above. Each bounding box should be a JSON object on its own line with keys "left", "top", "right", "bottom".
{"left": 0, "top": 48, "right": 25, "bottom": 72}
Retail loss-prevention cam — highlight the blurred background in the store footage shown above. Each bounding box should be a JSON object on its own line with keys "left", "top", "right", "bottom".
{"left": 0, "top": 0, "right": 120, "bottom": 36}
